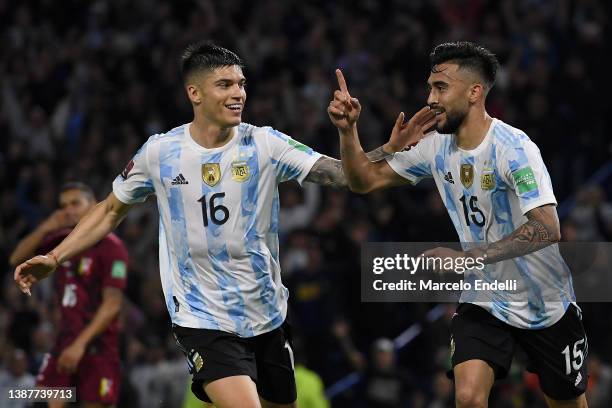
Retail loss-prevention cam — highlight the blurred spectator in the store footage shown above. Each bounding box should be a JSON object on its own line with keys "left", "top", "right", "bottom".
{"left": 570, "top": 185, "right": 612, "bottom": 241}
{"left": 359, "top": 338, "right": 414, "bottom": 408}
{"left": 587, "top": 354, "right": 612, "bottom": 408}
{"left": 2, "top": 0, "right": 611, "bottom": 406}
{"left": 0, "top": 348, "right": 36, "bottom": 408}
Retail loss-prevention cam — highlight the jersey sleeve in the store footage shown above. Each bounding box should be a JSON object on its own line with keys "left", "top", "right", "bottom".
{"left": 385, "top": 137, "right": 434, "bottom": 184}
{"left": 499, "top": 139, "right": 557, "bottom": 214}
{"left": 264, "top": 127, "right": 322, "bottom": 185}
{"left": 97, "top": 237, "right": 128, "bottom": 290}
{"left": 112, "top": 137, "right": 155, "bottom": 204}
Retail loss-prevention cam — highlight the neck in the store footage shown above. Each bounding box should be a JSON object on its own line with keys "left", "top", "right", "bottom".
{"left": 455, "top": 108, "right": 492, "bottom": 150}
{"left": 189, "top": 115, "right": 235, "bottom": 149}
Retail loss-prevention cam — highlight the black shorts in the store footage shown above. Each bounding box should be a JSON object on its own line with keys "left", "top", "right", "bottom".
{"left": 448, "top": 303, "right": 588, "bottom": 400}
{"left": 172, "top": 320, "right": 296, "bottom": 404}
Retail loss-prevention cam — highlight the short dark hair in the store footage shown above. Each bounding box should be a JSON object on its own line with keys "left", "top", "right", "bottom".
{"left": 430, "top": 41, "right": 499, "bottom": 89}
{"left": 60, "top": 182, "right": 95, "bottom": 200}
{"left": 180, "top": 41, "right": 244, "bottom": 81}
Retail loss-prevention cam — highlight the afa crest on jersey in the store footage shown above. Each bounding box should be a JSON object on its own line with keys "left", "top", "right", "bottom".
{"left": 202, "top": 163, "right": 221, "bottom": 186}
{"left": 460, "top": 164, "right": 474, "bottom": 188}
{"left": 231, "top": 161, "right": 250, "bottom": 182}
{"left": 481, "top": 169, "right": 496, "bottom": 190}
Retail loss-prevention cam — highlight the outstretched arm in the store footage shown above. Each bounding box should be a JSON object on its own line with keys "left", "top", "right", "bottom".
{"left": 423, "top": 205, "right": 561, "bottom": 268}
{"left": 14, "top": 192, "right": 132, "bottom": 295}
{"left": 9, "top": 210, "right": 74, "bottom": 266}
{"left": 468, "top": 204, "right": 561, "bottom": 263}
{"left": 328, "top": 69, "right": 437, "bottom": 193}
{"left": 303, "top": 147, "right": 395, "bottom": 188}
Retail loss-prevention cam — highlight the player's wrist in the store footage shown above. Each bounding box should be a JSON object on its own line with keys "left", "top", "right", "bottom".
{"left": 382, "top": 142, "right": 400, "bottom": 155}
{"left": 46, "top": 251, "right": 61, "bottom": 268}
{"left": 465, "top": 247, "right": 488, "bottom": 264}
{"left": 338, "top": 123, "right": 357, "bottom": 135}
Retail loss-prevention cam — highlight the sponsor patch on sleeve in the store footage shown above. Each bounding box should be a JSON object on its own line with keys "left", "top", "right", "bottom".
{"left": 512, "top": 166, "right": 538, "bottom": 194}
{"left": 111, "top": 260, "right": 127, "bottom": 279}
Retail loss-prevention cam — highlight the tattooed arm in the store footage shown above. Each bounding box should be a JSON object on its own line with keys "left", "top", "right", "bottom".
{"left": 467, "top": 204, "right": 561, "bottom": 264}
{"left": 303, "top": 146, "right": 393, "bottom": 188}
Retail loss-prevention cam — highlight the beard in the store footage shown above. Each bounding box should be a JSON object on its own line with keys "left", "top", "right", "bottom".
{"left": 436, "top": 108, "right": 468, "bottom": 134}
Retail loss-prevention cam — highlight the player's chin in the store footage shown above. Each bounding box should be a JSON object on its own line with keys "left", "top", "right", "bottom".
{"left": 224, "top": 112, "right": 242, "bottom": 126}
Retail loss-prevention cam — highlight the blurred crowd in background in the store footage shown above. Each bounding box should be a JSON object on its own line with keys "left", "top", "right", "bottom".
{"left": 1, "top": 0, "right": 612, "bottom": 407}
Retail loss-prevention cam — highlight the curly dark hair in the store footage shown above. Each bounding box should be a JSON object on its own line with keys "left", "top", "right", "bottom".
{"left": 430, "top": 41, "right": 499, "bottom": 89}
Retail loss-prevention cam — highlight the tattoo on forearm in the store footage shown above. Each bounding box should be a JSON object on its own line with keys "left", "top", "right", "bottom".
{"left": 304, "top": 156, "right": 347, "bottom": 188}
{"left": 365, "top": 146, "right": 392, "bottom": 162}
{"left": 478, "top": 206, "right": 559, "bottom": 263}
{"left": 304, "top": 146, "right": 390, "bottom": 188}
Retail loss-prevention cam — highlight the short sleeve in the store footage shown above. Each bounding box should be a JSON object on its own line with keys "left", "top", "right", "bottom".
{"left": 385, "top": 138, "right": 433, "bottom": 185}
{"left": 499, "top": 139, "right": 557, "bottom": 215}
{"left": 98, "top": 236, "right": 128, "bottom": 290}
{"left": 112, "top": 138, "right": 155, "bottom": 204}
{"left": 265, "top": 127, "right": 322, "bottom": 185}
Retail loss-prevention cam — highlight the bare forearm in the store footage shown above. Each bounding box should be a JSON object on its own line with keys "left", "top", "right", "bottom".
{"left": 304, "top": 143, "right": 392, "bottom": 188}
{"left": 52, "top": 197, "right": 127, "bottom": 263}
{"left": 9, "top": 226, "right": 50, "bottom": 266}
{"left": 338, "top": 126, "right": 386, "bottom": 192}
{"left": 74, "top": 295, "right": 121, "bottom": 347}
{"left": 469, "top": 206, "right": 561, "bottom": 263}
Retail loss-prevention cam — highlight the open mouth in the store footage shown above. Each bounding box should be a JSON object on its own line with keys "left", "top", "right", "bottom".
{"left": 225, "top": 103, "right": 243, "bottom": 113}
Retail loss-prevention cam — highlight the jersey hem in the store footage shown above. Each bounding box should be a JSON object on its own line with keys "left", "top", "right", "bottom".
{"left": 296, "top": 153, "right": 323, "bottom": 186}
{"left": 461, "top": 300, "right": 569, "bottom": 329}
{"left": 520, "top": 196, "right": 557, "bottom": 215}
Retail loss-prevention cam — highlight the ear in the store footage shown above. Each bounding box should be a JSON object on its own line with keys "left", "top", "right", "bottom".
{"left": 468, "top": 83, "right": 484, "bottom": 104}
{"left": 186, "top": 83, "right": 202, "bottom": 105}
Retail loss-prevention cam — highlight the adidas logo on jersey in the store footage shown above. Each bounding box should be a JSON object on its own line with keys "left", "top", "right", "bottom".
{"left": 575, "top": 372, "right": 582, "bottom": 387}
{"left": 444, "top": 172, "right": 455, "bottom": 184}
{"left": 171, "top": 174, "right": 189, "bottom": 185}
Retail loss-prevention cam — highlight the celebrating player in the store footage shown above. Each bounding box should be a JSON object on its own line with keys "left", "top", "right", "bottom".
{"left": 328, "top": 42, "right": 588, "bottom": 408}
{"left": 14, "top": 42, "right": 393, "bottom": 408}
{"left": 10, "top": 182, "right": 127, "bottom": 408}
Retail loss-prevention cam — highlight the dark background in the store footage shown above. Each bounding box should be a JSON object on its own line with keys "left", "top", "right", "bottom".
{"left": 2, "top": 1, "right": 611, "bottom": 407}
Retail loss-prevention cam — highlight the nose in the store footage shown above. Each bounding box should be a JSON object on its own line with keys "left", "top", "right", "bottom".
{"left": 231, "top": 84, "right": 245, "bottom": 101}
{"left": 427, "top": 89, "right": 437, "bottom": 107}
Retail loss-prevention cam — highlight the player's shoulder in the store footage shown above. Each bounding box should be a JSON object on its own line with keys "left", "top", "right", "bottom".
{"left": 491, "top": 119, "right": 533, "bottom": 150}
{"left": 244, "top": 122, "right": 288, "bottom": 142}
{"left": 144, "top": 124, "right": 187, "bottom": 147}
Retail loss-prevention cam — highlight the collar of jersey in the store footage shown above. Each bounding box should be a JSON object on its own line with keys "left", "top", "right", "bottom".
{"left": 183, "top": 123, "right": 241, "bottom": 153}
{"left": 454, "top": 118, "right": 497, "bottom": 155}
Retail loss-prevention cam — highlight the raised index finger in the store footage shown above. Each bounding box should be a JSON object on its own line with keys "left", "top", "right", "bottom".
{"left": 335, "top": 69, "right": 350, "bottom": 96}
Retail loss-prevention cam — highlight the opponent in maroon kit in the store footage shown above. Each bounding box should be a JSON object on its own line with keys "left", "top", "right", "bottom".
{"left": 10, "top": 182, "right": 127, "bottom": 408}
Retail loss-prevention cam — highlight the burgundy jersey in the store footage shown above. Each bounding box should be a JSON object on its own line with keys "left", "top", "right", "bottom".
{"left": 41, "top": 230, "right": 128, "bottom": 358}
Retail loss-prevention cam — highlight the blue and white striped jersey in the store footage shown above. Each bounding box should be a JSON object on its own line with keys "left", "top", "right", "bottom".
{"left": 113, "top": 123, "right": 321, "bottom": 337}
{"left": 387, "top": 118, "right": 575, "bottom": 329}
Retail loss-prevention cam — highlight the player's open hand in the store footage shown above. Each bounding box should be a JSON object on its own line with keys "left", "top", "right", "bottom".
{"left": 384, "top": 107, "right": 438, "bottom": 153}
{"left": 328, "top": 69, "right": 361, "bottom": 131}
{"left": 14, "top": 254, "right": 58, "bottom": 296}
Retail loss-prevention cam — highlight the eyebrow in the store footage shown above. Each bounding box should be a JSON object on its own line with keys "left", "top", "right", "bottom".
{"left": 214, "top": 77, "right": 246, "bottom": 84}
{"left": 428, "top": 80, "right": 449, "bottom": 88}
